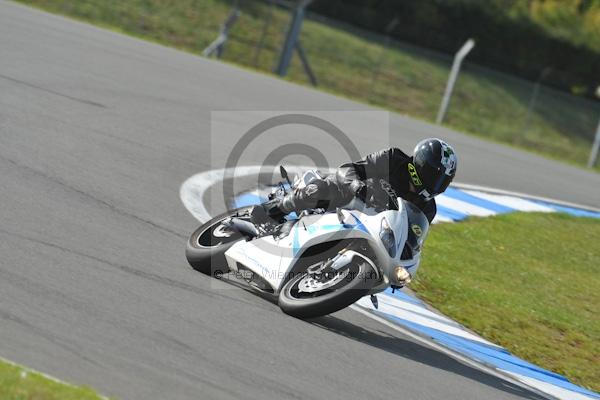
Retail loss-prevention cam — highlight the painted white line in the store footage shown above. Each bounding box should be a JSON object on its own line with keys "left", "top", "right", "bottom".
{"left": 506, "top": 372, "right": 595, "bottom": 400}
{"left": 432, "top": 214, "right": 454, "bottom": 224}
{"left": 355, "top": 295, "right": 598, "bottom": 399}
{"left": 356, "top": 294, "right": 501, "bottom": 347}
{"left": 464, "top": 190, "right": 555, "bottom": 213}
{"left": 436, "top": 194, "right": 497, "bottom": 217}
{"left": 181, "top": 166, "right": 262, "bottom": 222}
{"left": 180, "top": 165, "right": 335, "bottom": 222}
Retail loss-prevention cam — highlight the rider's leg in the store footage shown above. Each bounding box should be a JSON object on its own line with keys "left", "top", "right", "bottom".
{"left": 262, "top": 175, "right": 346, "bottom": 221}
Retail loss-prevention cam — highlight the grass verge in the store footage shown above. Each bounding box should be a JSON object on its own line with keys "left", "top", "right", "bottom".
{"left": 14, "top": 0, "right": 600, "bottom": 172}
{"left": 413, "top": 212, "right": 600, "bottom": 392}
{"left": 0, "top": 358, "right": 107, "bottom": 400}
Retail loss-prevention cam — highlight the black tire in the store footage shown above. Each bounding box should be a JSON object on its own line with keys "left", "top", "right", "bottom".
{"left": 278, "top": 260, "right": 376, "bottom": 319}
{"left": 185, "top": 207, "right": 250, "bottom": 276}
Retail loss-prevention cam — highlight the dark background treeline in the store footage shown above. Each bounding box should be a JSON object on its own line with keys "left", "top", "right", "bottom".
{"left": 309, "top": 0, "right": 600, "bottom": 97}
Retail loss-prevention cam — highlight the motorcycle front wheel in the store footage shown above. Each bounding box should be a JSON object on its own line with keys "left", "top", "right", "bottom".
{"left": 278, "top": 259, "right": 376, "bottom": 319}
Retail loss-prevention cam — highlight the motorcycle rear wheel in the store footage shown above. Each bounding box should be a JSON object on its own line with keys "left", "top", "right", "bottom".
{"left": 185, "top": 207, "right": 250, "bottom": 277}
{"left": 278, "top": 259, "right": 376, "bottom": 319}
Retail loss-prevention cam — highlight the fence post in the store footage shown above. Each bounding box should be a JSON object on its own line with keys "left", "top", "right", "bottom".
{"left": 588, "top": 86, "right": 600, "bottom": 168}
{"left": 436, "top": 39, "right": 475, "bottom": 124}
{"left": 522, "top": 67, "right": 552, "bottom": 134}
{"left": 202, "top": 4, "right": 241, "bottom": 58}
{"left": 588, "top": 118, "right": 600, "bottom": 168}
{"left": 276, "top": 0, "right": 313, "bottom": 77}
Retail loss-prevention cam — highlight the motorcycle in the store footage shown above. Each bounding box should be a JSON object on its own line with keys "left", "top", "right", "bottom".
{"left": 186, "top": 166, "right": 429, "bottom": 319}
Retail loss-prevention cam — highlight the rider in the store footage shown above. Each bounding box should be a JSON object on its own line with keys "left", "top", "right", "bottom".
{"left": 262, "top": 138, "right": 458, "bottom": 224}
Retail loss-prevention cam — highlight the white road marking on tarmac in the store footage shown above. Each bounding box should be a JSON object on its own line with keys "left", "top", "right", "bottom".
{"left": 509, "top": 374, "right": 594, "bottom": 400}
{"left": 432, "top": 214, "right": 454, "bottom": 224}
{"left": 453, "top": 182, "right": 600, "bottom": 213}
{"left": 356, "top": 294, "right": 502, "bottom": 347}
{"left": 180, "top": 166, "right": 263, "bottom": 222}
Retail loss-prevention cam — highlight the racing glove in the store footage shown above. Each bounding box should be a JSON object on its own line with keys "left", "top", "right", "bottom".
{"left": 349, "top": 179, "right": 367, "bottom": 201}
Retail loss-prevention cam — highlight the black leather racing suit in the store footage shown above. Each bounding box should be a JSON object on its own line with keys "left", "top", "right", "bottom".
{"left": 279, "top": 147, "right": 437, "bottom": 223}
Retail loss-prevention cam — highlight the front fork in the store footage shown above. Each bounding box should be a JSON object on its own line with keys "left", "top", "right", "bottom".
{"left": 306, "top": 249, "right": 381, "bottom": 286}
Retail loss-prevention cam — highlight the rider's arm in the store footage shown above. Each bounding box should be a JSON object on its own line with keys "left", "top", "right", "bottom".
{"left": 350, "top": 147, "right": 403, "bottom": 180}
{"left": 337, "top": 148, "right": 402, "bottom": 198}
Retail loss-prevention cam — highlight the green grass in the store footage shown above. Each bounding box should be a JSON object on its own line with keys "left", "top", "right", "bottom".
{"left": 15, "top": 0, "right": 600, "bottom": 171}
{"left": 412, "top": 212, "right": 600, "bottom": 392}
{"left": 0, "top": 359, "right": 107, "bottom": 399}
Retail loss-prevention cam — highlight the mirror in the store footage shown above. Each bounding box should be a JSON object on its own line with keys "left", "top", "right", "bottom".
{"left": 279, "top": 165, "right": 288, "bottom": 180}
{"left": 280, "top": 165, "right": 292, "bottom": 187}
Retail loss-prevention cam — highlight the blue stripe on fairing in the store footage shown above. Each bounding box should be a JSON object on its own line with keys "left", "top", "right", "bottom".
{"left": 307, "top": 223, "right": 360, "bottom": 234}
{"left": 293, "top": 215, "right": 369, "bottom": 256}
{"left": 443, "top": 188, "right": 515, "bottom": 214}
{"left": 436, "top": 205, "right": 469, "bottom": 221}
{"left": 372, "top": 310, "right": 600, "bottom": 399}
{"left": 348, "top": 211, "right": 369, "bottom": 234}
{"left": 531, "top": 200, "right": 600, "bottom": 219}
{"left": 292, "top": 224, "right": 301, "bottom": 255}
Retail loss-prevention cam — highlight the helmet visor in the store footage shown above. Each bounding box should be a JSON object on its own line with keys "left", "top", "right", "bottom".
{"left": 419, "top": 163, "right": 453, "bottom": 195}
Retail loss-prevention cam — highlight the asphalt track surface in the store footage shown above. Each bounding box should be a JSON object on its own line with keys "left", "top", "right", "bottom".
{"left": 1, "top": 1, "right": 598, "bottom": 399}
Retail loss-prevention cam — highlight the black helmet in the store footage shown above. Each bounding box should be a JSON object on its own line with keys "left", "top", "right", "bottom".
{"left": 410, "top": 138, "right": 457, "bottom": 199}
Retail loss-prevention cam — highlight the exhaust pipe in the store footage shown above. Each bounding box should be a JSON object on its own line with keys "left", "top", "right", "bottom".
{"left": 223, "top": 217, "right": 259, "bottom": 238}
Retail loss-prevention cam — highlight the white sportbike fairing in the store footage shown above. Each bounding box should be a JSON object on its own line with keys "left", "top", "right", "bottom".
{"left": 186, "top": 167, "right": 429, "bottom": 319}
